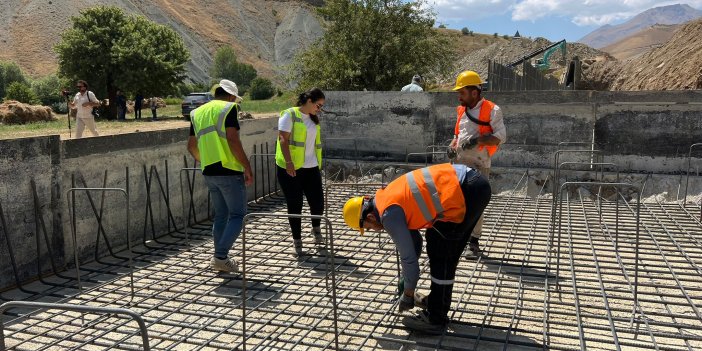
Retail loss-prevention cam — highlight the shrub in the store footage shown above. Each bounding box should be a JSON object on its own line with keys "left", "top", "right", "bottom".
{"left": 249, "top": 77, "right": 276, "bottom": 100}
{"left": 32, "top": 74, "right": 67, "bottom": 111}
{"left": 5, "top": 82, "right": 39, "bottom": 104}
{"left": 164, "top": 97, "right": 182, "bottom": 105}
{"left": 461, "top": 27, "right": 469, "bottom": 35}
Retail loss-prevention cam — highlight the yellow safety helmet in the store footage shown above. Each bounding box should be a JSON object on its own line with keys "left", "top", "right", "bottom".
{"left": 452, "top": 70, "right": 484, "bottom": 91}
{"left": 343, "top": 196, "right": 366, "bottom": 235}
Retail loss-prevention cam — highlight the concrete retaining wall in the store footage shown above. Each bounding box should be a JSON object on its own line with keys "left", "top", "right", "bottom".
{"left": 0, "top": 117, "right": 278, "bottom": 291}
{"left": 323, "top": 90, "right": 702, "bottom": 172}
{"left": 2, "top": 90, "right": 702, "bottom": 290}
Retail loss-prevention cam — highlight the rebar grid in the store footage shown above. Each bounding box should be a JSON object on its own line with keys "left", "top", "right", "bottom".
{"left": 2, "top": 179, "right": 702, "bottom": 350}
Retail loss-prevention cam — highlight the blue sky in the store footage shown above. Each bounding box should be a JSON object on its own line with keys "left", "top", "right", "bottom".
{"left": 426, "top": 0, "right": 702, "bottom": 42}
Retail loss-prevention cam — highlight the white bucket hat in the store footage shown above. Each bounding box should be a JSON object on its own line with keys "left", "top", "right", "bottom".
{"left": 210, "top": 79, "right": 243, "bottom": 101}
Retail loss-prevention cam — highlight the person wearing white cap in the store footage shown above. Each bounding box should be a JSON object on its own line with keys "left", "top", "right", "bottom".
{"left": 187, "top": 79, "right": 253, "bottom": 273}
{"left": 401, "top": 74, "right": 424, "bottom": 92}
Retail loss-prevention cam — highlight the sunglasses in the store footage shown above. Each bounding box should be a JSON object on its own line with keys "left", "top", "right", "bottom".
{"left": 76, "top": 85, "right": 85, "bottom": 88}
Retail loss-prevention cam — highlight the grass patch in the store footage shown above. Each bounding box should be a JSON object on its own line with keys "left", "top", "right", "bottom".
{"left": 239, "top": 92, "right": 295, "bottom": 114}
{"left": 163, "top": 97, "right": 182, "bottom": 105}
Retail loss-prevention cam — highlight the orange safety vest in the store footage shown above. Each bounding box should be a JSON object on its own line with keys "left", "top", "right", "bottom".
{"left": 453, "top": 99, "right": 499, "bottom": 157}
{"left": 375, "top": 164, "right": 466, "bottom": 230}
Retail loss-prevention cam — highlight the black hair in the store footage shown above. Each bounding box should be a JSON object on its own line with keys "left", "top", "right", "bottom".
{"left": 214, "top": 87, "right": 230, "bottom": 99}
{"left": 360, "top": 197, "right": 376, "bottom": 226}
{"left": 466, "top": 85, "right": 482, "bottom": 96}
{"left": 296, "top": 88, "right": 325, "bottom": 125}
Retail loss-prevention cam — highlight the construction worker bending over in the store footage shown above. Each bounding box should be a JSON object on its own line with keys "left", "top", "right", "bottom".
{"left": 275, "top": 88, "right": 326, "bottom": 256}
{"left": 342, "top": 163, "right": 491, "bottom": 334}
{"left": 188, "top": 79, "right": 253, "bottom": 273}
{"left": 448, "top": 70, "right": 506, "bottom": 254}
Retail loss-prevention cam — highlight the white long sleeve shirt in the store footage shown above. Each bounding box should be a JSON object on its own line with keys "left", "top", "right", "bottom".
{"left": 456, "top": 98, "right": 507, "bottom": 169}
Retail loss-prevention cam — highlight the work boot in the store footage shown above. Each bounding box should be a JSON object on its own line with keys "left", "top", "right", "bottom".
{"left": 398, "top": 292, "right": 428, "bottom": 312}
{"left": 468, "top": 237, "right": 481, "bottom": 255}
{"left": 294, "top": 239, "right": 303, "bottom": 256}
{"left": 312, "top": 228, "right": 325, "bottom": 246}
{"left": 211, "top": 256, "right": 239, "bottom": 273}
{"left": 402, "top": 310, "right": 447, "bottom": 335}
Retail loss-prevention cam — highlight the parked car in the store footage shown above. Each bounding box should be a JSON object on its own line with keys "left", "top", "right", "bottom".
{"left": 181, "top": 93, "right": 213, "bottom": 118}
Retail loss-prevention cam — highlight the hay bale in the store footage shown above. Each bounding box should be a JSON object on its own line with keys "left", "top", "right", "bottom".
{"left": 0, "top": 100, "right": 56, "bottom": 125}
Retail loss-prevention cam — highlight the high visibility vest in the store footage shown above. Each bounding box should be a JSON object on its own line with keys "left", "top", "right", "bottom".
{"left": 190, "top": 100, "right": 245, "bottom": 172}
{"left": 454, "top": 99, "right": 499, "bottom": 157}
{"left": 375, "top": 163, "right": 466, "bottom": 230}
{"left": 275, "top": 107, "right": 322, "bottom": 169}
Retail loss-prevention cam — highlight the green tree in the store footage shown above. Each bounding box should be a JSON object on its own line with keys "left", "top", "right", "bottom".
{"left": 461, "top": 27, "right": 470, "bottom": 35}
{"left": 5, "top": 82, "right": 39, "bottom": 104}
{"left": 249, "top": 77, "right": 276, "bottom": 100}
{"left": 0, "top": 61, "right": 29, "bottom": 99}
{"left": 32, "top": 74, "right": 70, "bottom": 110}
{"left": 55, "top": 6, "right": 189, "bottom": 119}
{"left": 289, "top": 0, "right": 453, "bottom": 91}
{"left": 210, "top": 46, "right": 258, "bottom": 94}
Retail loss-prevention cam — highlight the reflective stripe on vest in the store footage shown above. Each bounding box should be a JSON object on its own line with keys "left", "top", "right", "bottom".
{"left": 194, "top": 103, "right": 233, "bottom": 140}
{"left": 453, "top": 99, "right": 498, "bottom": 157}
{"left": 275, "top": 107, "right": 322, "bottom": 169}
{"left": 288, "top": 110, "right": 305, "bottom": 147}
{"left": 191, "top": 101, "right": 243, "bottom": 172}
{"left": 406, "top": 168, "right": 445, "bottom": 223}
{"left": 374, "top": 164, "right": 466, "bottom": 230}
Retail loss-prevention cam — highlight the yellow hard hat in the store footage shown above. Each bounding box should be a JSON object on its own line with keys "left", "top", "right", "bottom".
{"left": 452, "top": 70, "right": 484, "bottom": 91}
{"left": 343, "top": 196, "right": 366, "bottom": 235}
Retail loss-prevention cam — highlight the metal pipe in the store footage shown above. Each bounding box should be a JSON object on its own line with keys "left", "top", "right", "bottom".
{"left": 0, "top": 301, "right": 150, "bottom": 350}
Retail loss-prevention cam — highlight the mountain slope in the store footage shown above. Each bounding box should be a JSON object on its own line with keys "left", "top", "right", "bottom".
{"left": 578, "top": 4, "right": 702, "bottom": 48}
{"left": 601, "top": 23, "right": 679, "bottom": 60}
{"left": 584, "top": 18, "right": 702, "bottom": 91}
{"left": 0, "top": 0, "right": 323, "bottom": 83}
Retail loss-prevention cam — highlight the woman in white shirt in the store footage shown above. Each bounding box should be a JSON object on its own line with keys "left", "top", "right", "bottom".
{"left": 275, "top": 88, "right": 326, "bottom": 256}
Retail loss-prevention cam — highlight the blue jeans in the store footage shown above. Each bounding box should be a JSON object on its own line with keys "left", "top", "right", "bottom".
{"left": 203, "top": 175, "right": 247, "bottom": 258}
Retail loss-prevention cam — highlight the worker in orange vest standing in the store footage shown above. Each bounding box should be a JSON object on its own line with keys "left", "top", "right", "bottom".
{"left": 342, "top": 163, "right": 491, "bottom": 334}
{"left": 448, "top": 70, "right": 506, "bottom": 255}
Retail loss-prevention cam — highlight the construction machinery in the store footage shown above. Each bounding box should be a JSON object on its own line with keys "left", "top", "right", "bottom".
{"left": 507, "top": 39, "right": 567, "bottom": 71}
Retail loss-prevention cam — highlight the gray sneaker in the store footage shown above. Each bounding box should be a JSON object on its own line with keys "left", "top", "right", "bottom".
{"left": 312, "top": 228, "right": 325, "bottom": 246}
{"left": 211, "top": 257, "right": 239, "bottom": 273}
{"left": 294, "top": 239, "right": 303, "bottom": 256}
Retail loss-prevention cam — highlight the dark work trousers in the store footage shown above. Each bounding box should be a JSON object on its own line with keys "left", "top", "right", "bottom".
{"left": 425, "top": 170, "right": 491, "bottom": 323}
{"left": 134, "top": 106, "right": 142, "bottom": 119}
{"left": 276, "top": 166, "right": 325, "bottom": 240}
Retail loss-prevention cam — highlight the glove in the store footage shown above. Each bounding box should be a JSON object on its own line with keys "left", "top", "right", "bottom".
{"left": 446, "top": 147, "right": 457, "bottom": 160}
{"left": 461, "top": 136, "right": 479, "bottom": 150}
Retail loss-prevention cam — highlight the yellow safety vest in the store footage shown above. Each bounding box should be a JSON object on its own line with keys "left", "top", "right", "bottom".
{"left": 275, "top": 107, "right": 322, "bottom": 169}
{"left": 191, "top": 100, "right": 245, "bottom": 172}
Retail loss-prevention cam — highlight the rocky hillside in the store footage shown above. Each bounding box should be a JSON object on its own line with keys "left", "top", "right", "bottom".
{"left": 0, "top": 0, "right": 323, "bottom": 83}
{"left": 578, "top": 3, "right": 702, "bottom": 48}
{"left": 583, "top": 18, "right": 702, "bottom": 90}
{"left": 444, "top": 36, "right": 611, "bottom": 86}
{"left": 601, "top": 23, "right": 679, "bottom": 61}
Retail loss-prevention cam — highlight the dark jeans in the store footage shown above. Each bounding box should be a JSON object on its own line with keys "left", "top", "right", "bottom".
{"left": 151, "top": 108, "right": 157, "bottom": 119}
{"left": 119, "top": 106, "right": 126, "bottom": 120}
{"left": 134, "top": 106, "right": 141, "bottom": 119}
{"left": 425, "top": 169, "right": 491, "bottom": 322}
{"left": 276, "top": 166, "right": 324, "bottom": 240}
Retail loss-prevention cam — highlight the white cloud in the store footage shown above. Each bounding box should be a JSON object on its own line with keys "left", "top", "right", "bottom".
{"left": 426, "top": 0, "right": 702, "bottom": 26}
{"left": 425, "top": 0, "right": 516, "bottom": 20}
